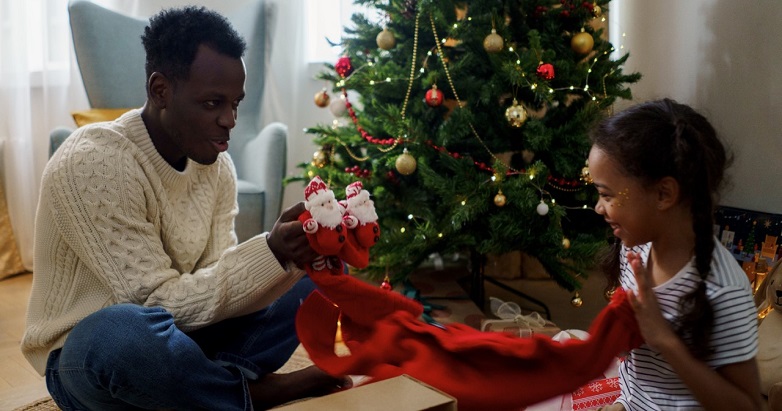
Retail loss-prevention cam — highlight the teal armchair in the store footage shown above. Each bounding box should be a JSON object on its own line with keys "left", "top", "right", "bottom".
{"left": 52, "top": 0, "right": 287, "bottom": 242}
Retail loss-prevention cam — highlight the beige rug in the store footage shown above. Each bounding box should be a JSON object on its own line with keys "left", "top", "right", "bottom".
{"left": 14, "top": 345, "right": 314, "bottom": 411}
{"left": 12, "top": 397, "right": 59, "bottom": 411}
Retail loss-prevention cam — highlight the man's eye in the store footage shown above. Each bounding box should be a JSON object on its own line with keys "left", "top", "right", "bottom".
{"left": 204, "top": 101, "right": 219, "bottom": 108}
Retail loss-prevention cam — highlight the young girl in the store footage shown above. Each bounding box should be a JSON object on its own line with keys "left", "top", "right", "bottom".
{"left": 588, "top": 99, "right": 761, "bottom": 410}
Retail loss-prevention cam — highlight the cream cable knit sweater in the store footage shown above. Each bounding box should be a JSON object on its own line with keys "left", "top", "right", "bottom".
{"left": 22, "top": 109, "right": 303, "bottom": 375}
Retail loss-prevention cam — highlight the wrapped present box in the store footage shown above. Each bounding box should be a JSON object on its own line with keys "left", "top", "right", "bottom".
{"left": 571, "top": 377, "right": 621, "bottom": 410}
{"left": 480, "top": 297, "right": 561, "bottom": 337}
{"left": 526, "top": 331, "right": 623, "bottom": 411}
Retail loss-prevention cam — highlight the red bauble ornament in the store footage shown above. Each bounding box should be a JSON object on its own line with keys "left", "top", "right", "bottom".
{"left": 335, "top": 56, "right": 353, "bottom": 78}
{"left": 425, "top": 85, "right": 444, "bottom": 107}
{"left": 536, "top": 63, "right": 555, "bottom": 80}
{"left": 380, "top": 276, "right": 392, "bottom": 290}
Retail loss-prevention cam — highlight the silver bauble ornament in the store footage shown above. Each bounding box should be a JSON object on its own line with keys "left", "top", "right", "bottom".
{"left": 536, "top": 201, "right": 549, "bottom": 216}
{"left": 329, "top": 97, "right": 347, "bottom": 117}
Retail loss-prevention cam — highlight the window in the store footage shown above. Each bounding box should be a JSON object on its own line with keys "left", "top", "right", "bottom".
{"left": 0, "top": 0, "right": 70, "bottom": 86}
{"left": 305, "top": 0, "right": 378, "bottom": 63}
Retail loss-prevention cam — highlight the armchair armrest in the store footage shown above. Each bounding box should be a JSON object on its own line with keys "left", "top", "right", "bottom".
{"left": 50, "top": 127, "right": 75, "bottom": 157}
{"left": 239, "top": 122, "right": 288, "bottom": 232}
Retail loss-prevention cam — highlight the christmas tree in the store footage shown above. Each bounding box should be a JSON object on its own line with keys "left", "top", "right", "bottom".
{"left": 744, "top": 220, "right": 757, "bottom": 258}
{"left": 292, "top": 0, "right": 640, "bottom": 291}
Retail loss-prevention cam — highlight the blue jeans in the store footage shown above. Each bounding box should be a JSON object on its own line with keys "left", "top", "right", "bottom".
{"left": 45, "top": 276, "right": 316, "bottom": 411}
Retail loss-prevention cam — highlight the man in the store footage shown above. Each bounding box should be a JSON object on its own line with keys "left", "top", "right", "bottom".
{"left": 23, "top": 6, "right": 345, "bottom": 410}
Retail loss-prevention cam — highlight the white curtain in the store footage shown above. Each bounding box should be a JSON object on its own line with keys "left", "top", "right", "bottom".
{"left": 0, "top": 0, "right": 88, "bottom": 270}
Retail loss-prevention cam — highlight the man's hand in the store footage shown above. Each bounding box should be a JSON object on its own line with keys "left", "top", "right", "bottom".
{"left": 267, "top": 202, "right": 319, "bottom": 268}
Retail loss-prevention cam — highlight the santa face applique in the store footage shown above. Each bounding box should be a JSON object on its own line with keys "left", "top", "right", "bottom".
{"left": 339, "top": 181, "right": 380, "bottom": 268}
{"left": 297, "top": 178, "right": 381, "bottom": 274}
{"left": 300, "top": 176, "right": 346, "bottom": 257}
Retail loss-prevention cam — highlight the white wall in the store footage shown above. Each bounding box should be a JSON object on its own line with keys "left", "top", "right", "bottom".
{"left": 611, "top": 0, "right": 782, "bottom": 214}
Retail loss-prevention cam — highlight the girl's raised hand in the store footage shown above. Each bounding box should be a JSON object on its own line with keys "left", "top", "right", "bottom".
{"left": 626, "top": 251, "right": 678, "bottom": 352}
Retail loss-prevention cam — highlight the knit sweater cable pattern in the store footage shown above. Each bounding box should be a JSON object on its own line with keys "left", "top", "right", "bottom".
{"left": 22, "top": 110, "right": 302, "bottom": 374}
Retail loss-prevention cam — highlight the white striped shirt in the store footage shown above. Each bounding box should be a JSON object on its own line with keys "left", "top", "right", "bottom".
{"left": 615, "top": 239, "right": 758, "bottom": 410}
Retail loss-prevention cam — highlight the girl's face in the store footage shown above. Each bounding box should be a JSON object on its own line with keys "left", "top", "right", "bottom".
{"left": 588, "top": 146, "right": 661, "bottom": 247}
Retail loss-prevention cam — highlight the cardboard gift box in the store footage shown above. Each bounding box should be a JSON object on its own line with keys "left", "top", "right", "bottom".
{"left": 274, "top": 374, "right": 456, "bottom": 411}
{"left": 480, "top": 297, "right": 561, "bottom": 337}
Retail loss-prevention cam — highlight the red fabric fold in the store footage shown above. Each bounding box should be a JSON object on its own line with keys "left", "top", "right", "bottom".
{"left": 296, "top": 280, "right": 642, "bottom": 411}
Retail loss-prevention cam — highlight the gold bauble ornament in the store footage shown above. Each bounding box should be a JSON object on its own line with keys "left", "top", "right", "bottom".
{"left": 494, "top": 190, "right": 507, "bottom": 207}
{"left": 483, "top": 29, "right": 504, "bottom": 53}
{"left": 395, "top": 148, "right": 417, "bottom": 175}
{"left": 311, "top": 149, "right": 328, "bottom": 168}
{"left": 571, "top": 292, "right": 583, "bottom": 307}
{"left": 376, "top": 28, "right": 396, "bottom": 50}
{"left": 505, "top": 99, "right": 528, "bottom": 127}
{"left": 592, "top": 4, "right": 603, "bottom": 18}
{"left": 313, "top": 88, "right": 330, "bottom": 108}
{"left": 562, "top": 237, "right": 571, "bottom": 249}
{"left": 571, "top": 31, "right": 594, "bottom": 55}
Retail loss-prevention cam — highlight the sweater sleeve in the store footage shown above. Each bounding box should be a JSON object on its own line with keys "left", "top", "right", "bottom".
{"left": 44, "top": 127, "right": 302, "bottom": 330}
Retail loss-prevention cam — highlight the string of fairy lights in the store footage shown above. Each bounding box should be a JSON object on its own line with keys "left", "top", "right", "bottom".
{"left": 312, "top": 5, "right": 626, "bottom": 217}
{"left": 309, "top": 3, "right": 636, "bottom": 258}
{"left": 307, "top": 3, "right": 640, "bottom": 303}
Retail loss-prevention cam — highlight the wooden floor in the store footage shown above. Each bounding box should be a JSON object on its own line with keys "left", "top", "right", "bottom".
{"left": 0, "top": 272, "right": 49, "bottom": 411}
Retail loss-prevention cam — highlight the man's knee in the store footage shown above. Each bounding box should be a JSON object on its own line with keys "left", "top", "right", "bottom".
{"left": 64, "top": 304, "right": 175, "bottom": 363}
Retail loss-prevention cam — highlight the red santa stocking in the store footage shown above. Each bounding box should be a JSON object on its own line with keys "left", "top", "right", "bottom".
{"left": 296, "top": 283, "right": 643, "bottom": 411}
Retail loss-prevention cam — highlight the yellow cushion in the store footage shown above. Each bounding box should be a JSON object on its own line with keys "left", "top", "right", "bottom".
{"left": 71, "top": 108, "right": 132, "bottom": 127}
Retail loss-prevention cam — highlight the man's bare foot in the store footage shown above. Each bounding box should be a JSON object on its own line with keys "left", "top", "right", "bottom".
{"left": 249, "top": 365, "right": 350, "bottom": 410}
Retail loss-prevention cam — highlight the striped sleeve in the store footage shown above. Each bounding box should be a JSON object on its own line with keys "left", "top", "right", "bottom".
{"left": 706, "top": 244, "right": 758, "bottom": 366}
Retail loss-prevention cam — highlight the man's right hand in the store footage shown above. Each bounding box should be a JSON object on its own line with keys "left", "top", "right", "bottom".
{"left": 266, "top": 202, "right": 319, "bottom": 268}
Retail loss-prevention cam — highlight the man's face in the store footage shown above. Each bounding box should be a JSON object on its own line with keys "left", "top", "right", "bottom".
{"left": 158, "top": 44, "right": 246, "bottom": 168}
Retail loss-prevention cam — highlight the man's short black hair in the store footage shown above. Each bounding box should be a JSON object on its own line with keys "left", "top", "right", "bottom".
{"left": 141, "top": 6, "right": 247, "bottom": 82}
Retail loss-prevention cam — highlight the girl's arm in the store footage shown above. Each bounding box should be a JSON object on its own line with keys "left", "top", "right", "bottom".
{"left": 627, "top": 252, "right": 762, "bottom": 411}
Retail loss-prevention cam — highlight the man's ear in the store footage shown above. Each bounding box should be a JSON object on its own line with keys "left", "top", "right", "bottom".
{"left": 656, "top": 176, "right": 680, "bottom": 211}
{"left": 147, "top": 72, "right": 170, "bottom": 109}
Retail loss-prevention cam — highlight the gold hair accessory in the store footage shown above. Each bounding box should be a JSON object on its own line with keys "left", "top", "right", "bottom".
{"left": 615, "top": 188, "right": 629, "bottom": 207}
